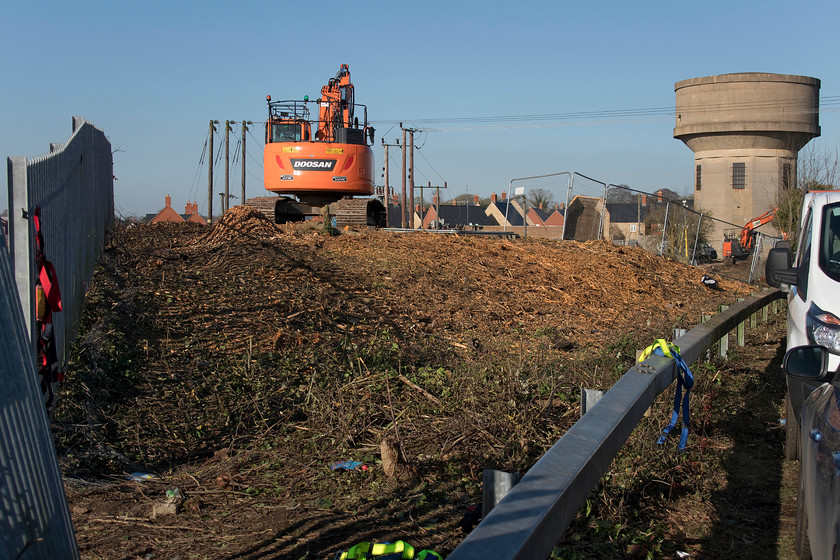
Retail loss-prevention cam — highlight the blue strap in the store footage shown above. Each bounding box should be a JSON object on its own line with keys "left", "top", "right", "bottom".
{"left": 653, "top": 344, "right": 694, "bottom": 451}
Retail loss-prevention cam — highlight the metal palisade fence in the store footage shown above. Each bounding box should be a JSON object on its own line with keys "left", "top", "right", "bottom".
{"left": 0, "top": 227, "right": 79, "bottom": 558}
{"left": 2, "top": 116, "right": 113, "bottom": 558}
{"left": 7, "top": 116, "right": 114, "bottom": 379}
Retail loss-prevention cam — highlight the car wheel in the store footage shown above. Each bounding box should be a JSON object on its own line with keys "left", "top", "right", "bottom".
{"left": 795, "top": 482, "right": 812, "bottom": 559}
{"left": 785, "top": 390, "right": 800, "bottom": 461}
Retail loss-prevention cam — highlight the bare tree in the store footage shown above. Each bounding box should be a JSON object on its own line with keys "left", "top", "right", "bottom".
{"left": 528, "top": 188, "right": 556, "bottom": 210}
{"left": 798, "top": 142, "right": 840, "bottom": 189}
{"left": 775, "top": 142, "right": 840, "bottom": 247}
{"left": 606, "top": 184, "right": 636, "bottom": 203}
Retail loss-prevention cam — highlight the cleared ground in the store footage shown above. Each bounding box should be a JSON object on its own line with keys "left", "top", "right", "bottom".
{"left": 54, "top": 208, "right": 796, "bottom": 559}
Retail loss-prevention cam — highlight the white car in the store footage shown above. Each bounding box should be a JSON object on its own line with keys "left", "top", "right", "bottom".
{"left": 766, "top": 191, "right": 840, "bottom": 460}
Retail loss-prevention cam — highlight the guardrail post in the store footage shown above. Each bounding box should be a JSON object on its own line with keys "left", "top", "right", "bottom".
{"left": 702, "top": 314, "right": 712, "bottom": 359}
{"left": 719, "top": 305, "right": 729, "bottom": 358}
{"left": 482, "top": 470, "right": 521, "bottom": 518}
{"left": 736, "top": 298, "right": 745, "bottom": 346}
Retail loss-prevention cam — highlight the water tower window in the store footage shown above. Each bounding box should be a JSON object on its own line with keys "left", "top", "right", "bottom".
{"left": 732, "top": 162, "right": 746, "bottom": 189}
{"left": 782, "top": 163, "right": 792, "bottom": 189}
{"left": 695, "top": 165, "right": 702, "bottom": 191}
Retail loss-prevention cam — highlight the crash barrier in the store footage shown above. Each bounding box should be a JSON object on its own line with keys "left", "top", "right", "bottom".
{"left": 448, "top": 288, "right": 785, "bottom": 560}
{"left": 0, "top": 229, "right": 79, "bottom": 558}
{"left": 7, "top": 116, "right": 113, "bottom": 374}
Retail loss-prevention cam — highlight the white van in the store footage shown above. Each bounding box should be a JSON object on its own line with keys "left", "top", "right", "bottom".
{"left": 766, "top": 190, "right": 840, "bottom": 458}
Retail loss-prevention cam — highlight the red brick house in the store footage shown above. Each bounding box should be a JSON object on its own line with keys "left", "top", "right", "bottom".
{"left": 148, "top": 195, "right": 206, "bottom": 224}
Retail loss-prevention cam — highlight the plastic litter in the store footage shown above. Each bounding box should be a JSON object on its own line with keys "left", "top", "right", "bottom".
{"left": 126, "top": 472, "right": 157, "bottom": 482}
{"left": 329, "top": 460, "right": 369, "bottom": 471}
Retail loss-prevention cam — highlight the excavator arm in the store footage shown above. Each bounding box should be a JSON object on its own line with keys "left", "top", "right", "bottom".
{"left": 740, "top": 208, "right": 777, "bottom": 250}
{"left": 316, "top": 64, "right": 354, "bottom": 142}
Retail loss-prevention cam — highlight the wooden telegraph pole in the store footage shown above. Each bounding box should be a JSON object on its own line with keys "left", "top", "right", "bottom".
{"left": 382, "top": 140, "right": 391, "bottom": 227}
{"left": 408, "top": 129, "right": 415, "bottom": 229}
{"left": 224, "top": 120, "right": 231, "bottom": 213}
{"left": 401, "top": 125, "right": 407, "bottom": 228}
{"left": 241, "top": 121, "right": 251, "bottom": 205}
{"left": 208, "top": 120, "right": 218, "bottom": 224}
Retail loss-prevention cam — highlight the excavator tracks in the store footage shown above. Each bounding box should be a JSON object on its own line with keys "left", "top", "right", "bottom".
{"left": 330, "top": 198, "right": 386, "bottom": 228}
{"left": 243, "top": 196, "right": 385, "bottom": 228}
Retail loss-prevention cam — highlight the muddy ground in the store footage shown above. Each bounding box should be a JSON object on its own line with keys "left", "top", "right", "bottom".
{"left": 54, "top": 207, "right": 795, "bottom": 559}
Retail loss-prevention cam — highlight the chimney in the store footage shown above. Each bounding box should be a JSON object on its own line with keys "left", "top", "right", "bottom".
{"left": 185, "top": 202, "right": 192, "bottom": 213}
{"left": 641, "top": 194, "right": 647, "bottom": 206}
{"left": 501, "top": 191, "right": 507, "bottom": 201}
{"left": 491, "top": 192, "right": 497, "bottom": 203}
{"left": 656, "top": 190, "right": 663, "bottom": 203}
{"left": 474, "top": 194, "right": 480, "bottom": 205}
{"left": 165, "top": 194, "right": 172, "bottom": 207}
{"left": 539, "top": 202, "right": 543, "bottom": 210}
{"left": 559, "top": 202, "right": 565, "bottom": 210}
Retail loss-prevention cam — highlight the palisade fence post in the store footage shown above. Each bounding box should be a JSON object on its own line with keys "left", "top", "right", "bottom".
{"left": 7, "top": 156, "right": 35, "bottom": 348}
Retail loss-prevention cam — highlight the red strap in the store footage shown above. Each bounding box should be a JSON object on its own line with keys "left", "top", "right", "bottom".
{"left": 39, "top": 260, "right": 62, "bottom": 312}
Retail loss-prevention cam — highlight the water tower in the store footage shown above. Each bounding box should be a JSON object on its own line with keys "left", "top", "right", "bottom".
{"left": 674, "top": 73, "right": 820, "bottom": 250}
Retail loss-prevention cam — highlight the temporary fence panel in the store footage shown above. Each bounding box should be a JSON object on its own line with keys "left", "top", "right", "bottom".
{"left": 448, "top": 288, "right": 784, "bottom": 560}
{"left": 0, "top": 229, "right": 79, "bottom": 559}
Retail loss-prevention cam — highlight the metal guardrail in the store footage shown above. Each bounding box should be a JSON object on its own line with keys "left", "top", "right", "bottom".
{"left": 448, "top": 288, "right": 785, "bottom": 560}
{"left": 0, "top": 229, "right": 79, "bottom": 559}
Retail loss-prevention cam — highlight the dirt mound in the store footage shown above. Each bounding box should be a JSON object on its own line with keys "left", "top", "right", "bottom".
{"left": 201, "top": 205, "right": 280, "bottom": 245}
{"left": 57, "top": 223, "right": 757, "bottom": 559}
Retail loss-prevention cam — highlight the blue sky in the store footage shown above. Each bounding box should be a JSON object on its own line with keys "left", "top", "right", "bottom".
{"left": 3, "top": 0, "right": 839, "bottom": 217}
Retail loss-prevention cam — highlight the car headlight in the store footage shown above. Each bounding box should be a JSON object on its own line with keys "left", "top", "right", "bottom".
{"left": 807, "top": 303, "right": 840, "bottom": 353}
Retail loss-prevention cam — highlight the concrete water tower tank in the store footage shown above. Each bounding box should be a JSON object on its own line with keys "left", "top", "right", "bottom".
{"left": 674, "top": 73, "right": 820, "bottom": 249}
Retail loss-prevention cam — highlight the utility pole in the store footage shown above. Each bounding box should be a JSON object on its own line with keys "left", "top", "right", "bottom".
{"left": 224, "top": 120, "right": 231, "bottom": 213}
{"left": 208, "top": 120, "right": 218, "bottom": 224}
{"left": 241, "top": 121, "right": 252, "bottom": 205}
{"left": 401, "top": 125, "right": 407, "bottom": 228}
{"left": 436, "top": 183, "right": 441, "bottom": 229}
{"left": 408, "top": 129, "right": 415, "bottom": 229}
{"left": 382, "top": 139, "right": 398, "bottom": 228}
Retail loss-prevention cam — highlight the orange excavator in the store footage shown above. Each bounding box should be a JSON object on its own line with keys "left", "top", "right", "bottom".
{"left": 723, "top": 208, "right": 778, "bottom": 260}
{"left": 252, "top": 64, "right": 385, "bottom": 226}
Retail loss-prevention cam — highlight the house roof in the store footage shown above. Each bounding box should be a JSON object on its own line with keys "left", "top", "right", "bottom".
{"left": 530, "top": 207, "right": 552, "bottom": 224}
{"left": 434, "top": 204, "right": 496, "bottom": 227}
{"left": 487, "top": 201, "right": 524, "bottom": 226}
{"left": 605, "top": 202, "right": 649, "bottom": 223}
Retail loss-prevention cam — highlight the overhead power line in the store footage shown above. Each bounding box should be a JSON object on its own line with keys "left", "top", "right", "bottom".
{"left": 369, "top": 95, "right": 840, "bottom": 132}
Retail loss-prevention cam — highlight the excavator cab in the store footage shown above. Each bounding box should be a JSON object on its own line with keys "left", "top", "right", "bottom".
{"left": 723, "top": 228, "right": 750, "bottom": 261}
{"left": 265, "top": 99, "right": 312, "bottom": 143}
{"left": 268, "top": 119, "right": 310, "bottom": 143}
